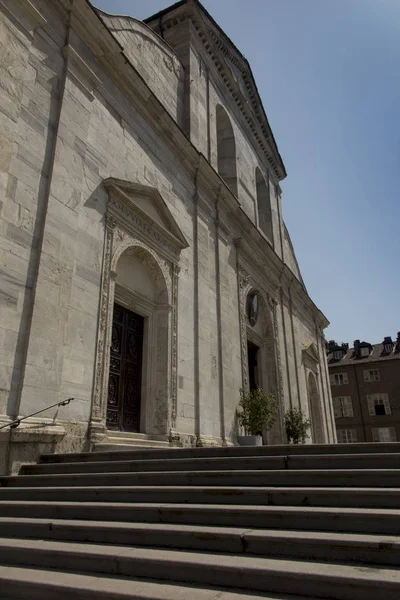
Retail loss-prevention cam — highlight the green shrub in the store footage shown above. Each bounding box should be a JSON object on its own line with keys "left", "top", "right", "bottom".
{"left": 284, "top": 407, "right": 311, "bottom": 444}
{"left": 237, "top": 388, "right": 278, "bottom": 436}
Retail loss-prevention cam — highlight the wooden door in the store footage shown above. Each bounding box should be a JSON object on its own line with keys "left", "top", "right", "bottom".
{"left": 107, "top": 304, "right": 144, "bottom": 432}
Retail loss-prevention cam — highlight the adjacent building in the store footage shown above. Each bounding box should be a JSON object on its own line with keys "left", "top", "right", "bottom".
{"left": 327, "top": 335, "right": 400, "bottom": 443}
{"left": 0, "top": 0, "right": 335, "bottom": 473}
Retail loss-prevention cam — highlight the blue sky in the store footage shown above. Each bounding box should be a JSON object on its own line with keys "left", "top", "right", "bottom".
{"left": 95, "top": 0, "right": 400, "bottom": 347}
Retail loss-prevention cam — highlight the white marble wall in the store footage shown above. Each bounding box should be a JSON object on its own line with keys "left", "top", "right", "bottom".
{"left": 0, "top": 0, "right": 335, "bottom": 473}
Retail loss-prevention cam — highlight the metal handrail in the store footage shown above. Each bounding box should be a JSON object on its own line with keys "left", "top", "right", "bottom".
{"left": 0, "top": 398, "right": 74, "bottom": 431}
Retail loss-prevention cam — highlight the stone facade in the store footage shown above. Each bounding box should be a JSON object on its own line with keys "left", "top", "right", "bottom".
{"left": 0, "top": 0, "right": 335, "bottom": 473}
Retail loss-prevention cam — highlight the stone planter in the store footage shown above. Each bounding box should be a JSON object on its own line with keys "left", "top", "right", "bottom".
{"left": 238, "top": 435, "right": 262, "bottom": 446}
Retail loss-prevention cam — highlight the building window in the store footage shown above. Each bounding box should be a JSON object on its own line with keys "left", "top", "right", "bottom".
{"left": 371, "top": 427, "right": 397, "bottom": 443}
{"left": 337, "top": 429, "right": 357, "bottom": 443}
{"left": 333, "top": 350, "right": 344, "bottom": 360}
{"left": 367, "top": 393, "right": 391, "bottom": 416}
{"left": 364, "top": 369, "right": 380, "bottom": 382}
{"left": 359, "top": 346, "right": 370, "bottom": 357}
{"left": 333, "top": 396, "right": 353, "bottom": 418}
{"left": 384, "top": 344, "right": 393, "bottom": 354}
{"left": 330, "top": 372, "right": 349, "bottom": 386}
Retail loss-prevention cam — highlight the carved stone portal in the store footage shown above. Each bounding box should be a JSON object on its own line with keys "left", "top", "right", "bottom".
{"left": 237, "top": 264, "right": 284, "bottom": 443}
{"left": 90, "top": 179, "right": 188, "bottom": 444}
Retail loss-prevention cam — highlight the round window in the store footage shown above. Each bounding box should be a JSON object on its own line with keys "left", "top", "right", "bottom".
{"left": 247, "top": 292, "right": 259, "bottom": 327}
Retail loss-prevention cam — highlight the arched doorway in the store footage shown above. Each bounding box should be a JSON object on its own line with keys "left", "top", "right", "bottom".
{"left": 308, "top": 371, "right": 324, "bottom": 443}
{"left": 216, "top": 104, "right": 238, "bottom": 196}
{"left": 106, "top": 246, "right": 170, "bottom": 435}
{"left": 239, "top": 281, "right": 283, "bottom": 444}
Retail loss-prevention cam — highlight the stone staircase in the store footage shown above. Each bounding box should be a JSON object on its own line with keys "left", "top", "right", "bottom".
{"left": 1, "top": 443, "right": 400, "bottom": 599}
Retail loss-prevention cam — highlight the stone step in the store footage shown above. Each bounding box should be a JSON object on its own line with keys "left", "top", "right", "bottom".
{"left": 23, "top": 455, "right": 287, "bottom": 475}
{"left": 20, "top": 452, "right": 400, "bottom": 475}
{"left": 39, "top": 442, "right": 400, "bottom": 464}
{"left": 0, "top": 565, "right": 326, "bottom": 600}
{"left": 94, "top": 443, "right": 170, "bottom": 452}
{"left": 0, "top": 517, "right": 399, "bottom": 566}
{"left": 0, "top": 485, "right": 399, "bottom": 508}
{"left": 1, "top": 537, "right": 400, "bottom": 599}
{"left": 101, "top": 432, "right": 169, "bottom": 442}
{"left": 5, "top": 468, "right": 400, "bottom": 488}
{"left": 1, "top": 501, "right": 400, "bottom": 534}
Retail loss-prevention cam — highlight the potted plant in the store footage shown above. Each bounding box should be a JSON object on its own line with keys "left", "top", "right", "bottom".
{"left": 237, "top": 388, "right": 278, "bottom": 446}
{"left": 284, "top": 407, "right": 311, "bottom": 444}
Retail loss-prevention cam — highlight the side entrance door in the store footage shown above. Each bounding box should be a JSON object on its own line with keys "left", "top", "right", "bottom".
{"left": 106, "top": 303, "right": 144, "bottom": 432}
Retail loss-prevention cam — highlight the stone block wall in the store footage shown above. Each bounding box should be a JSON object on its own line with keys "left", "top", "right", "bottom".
{"left": 98, "top": 12, "right": 185, "bottom": 128}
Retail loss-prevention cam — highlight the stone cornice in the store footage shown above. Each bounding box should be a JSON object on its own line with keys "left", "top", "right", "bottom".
{"left": 62, "top": 42, "right": 101, "bottom": 99}
{"left": 284, "top": 273, "right": 329, "bottom": 331}
{"left": 0, "top": 0, "right": 47, "bottom": 41}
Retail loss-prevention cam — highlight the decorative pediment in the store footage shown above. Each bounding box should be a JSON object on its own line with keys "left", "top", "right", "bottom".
{"left": 103, "top": 178, "right": 189, "bottom": 259}
{"left": 144, "top": 3, "right": 286, "bottom": 180}
{"left": 302, "top": 343, "right": 320, "bottom": 373}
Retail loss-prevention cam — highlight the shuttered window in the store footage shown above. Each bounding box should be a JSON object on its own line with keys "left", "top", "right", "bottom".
{"left": 367, "top": 394, "right": 391, "bottom": 416}
{"left": 337, "top": 429, "right": 357, "bottom": 443}
{"left": 371, "top": 427, "right": 397, "bottom": 443}
{"left": 333, "top": 397, "right": 353, "bottom": 418}
{"left": 364, "top": 369, "right": 380, "bottom": 382}
{"left": 330, "top": 372, "right": 349, "bottom": 386}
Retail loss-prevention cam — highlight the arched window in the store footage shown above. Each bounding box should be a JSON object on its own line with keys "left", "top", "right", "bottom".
{"left": 256, "top": 167, "right": 273, "bottom": 242}
{"left": 216, "top": 104, "right": 238, "bottom": 196}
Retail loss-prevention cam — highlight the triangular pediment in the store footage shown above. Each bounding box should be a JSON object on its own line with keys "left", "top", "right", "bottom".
{"left": 103, "top": 178, "right": 189, "bottom": 252}
{"left": 144, "top": 0, "right": 286, "bottom": 180}
{"left": 302, "top": 343, "right": 320, "bottom": 371}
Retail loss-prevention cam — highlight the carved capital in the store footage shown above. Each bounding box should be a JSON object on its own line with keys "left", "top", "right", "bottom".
{"left": 238, "top": 269, "right": 250, "bottom": 291}
{"left": 106, "top": 215, "right": 117, "bottom": 230}
{"left": 267, "top": 294, "right": 278, "bottom": 310}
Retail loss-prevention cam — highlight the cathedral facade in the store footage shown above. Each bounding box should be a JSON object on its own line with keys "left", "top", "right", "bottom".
{"left": 0, "top": 0, "right": 335, "bottom": 473}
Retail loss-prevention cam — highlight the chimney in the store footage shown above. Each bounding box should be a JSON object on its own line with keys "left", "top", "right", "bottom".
{"left": 353, "top": 340, "right": 360, "bottom": 350}
{"left": 327, "top": 340, "right": 337, "bottom": 352}
{"left": 396, "top": 333, "right": 400, "bottom": 352}
{"left": 342, "top": 343, "right": 349, "bottom": 352}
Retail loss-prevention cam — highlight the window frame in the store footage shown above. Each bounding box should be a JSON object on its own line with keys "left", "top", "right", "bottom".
{"left": 330, "top": 372, "right": 349, "bottom": 386}
{"left": 337, "top": 428, "right": 357, "bottom": 443}
{"left": 363, "top": 369, "right": 380, "bottom": 382}
{"left": 359, "top": 346, "right": 370, "bottom": 357}
{"left": 333, "top": 396, "right": 354, "bottom": 418}
{"left": 367, "top": 393, "right": 391, "bottom": 416}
